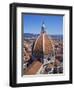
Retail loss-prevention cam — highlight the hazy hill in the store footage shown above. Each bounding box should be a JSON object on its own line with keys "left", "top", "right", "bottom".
{"left": 24, "top": 33, "right": 63, "bottom": 40}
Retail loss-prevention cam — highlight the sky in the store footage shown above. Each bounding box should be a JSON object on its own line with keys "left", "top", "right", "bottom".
{"left": 22, "top": 14, "right": 63, "bottom": 35}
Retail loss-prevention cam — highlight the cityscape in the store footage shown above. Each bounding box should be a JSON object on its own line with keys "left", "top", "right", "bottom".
{"left": 22, "top": 14, "right": 63, "bottom": 75}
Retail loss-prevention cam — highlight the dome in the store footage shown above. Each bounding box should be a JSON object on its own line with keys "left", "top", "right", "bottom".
{"left": 32, "top": 22, "right": 54, "bottom": 59}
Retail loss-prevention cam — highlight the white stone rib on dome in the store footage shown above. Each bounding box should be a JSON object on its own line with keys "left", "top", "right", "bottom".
{"left": 33, "top": 33, "right": 42, "bottom": 51}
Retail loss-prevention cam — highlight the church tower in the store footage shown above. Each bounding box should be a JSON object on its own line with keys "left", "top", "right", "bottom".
{"left": 32, "top": 21, "right": 55, "bottom": 65}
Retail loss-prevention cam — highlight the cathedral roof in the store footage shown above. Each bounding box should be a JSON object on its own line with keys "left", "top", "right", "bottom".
{"left": 24, "top": 60, "right": 42, "bottom": 75}
{"left": 33, "top": 22, "right": 54, "bottom": 57}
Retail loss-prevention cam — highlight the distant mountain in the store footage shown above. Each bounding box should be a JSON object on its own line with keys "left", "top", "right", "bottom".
{"left": 50, "top": 35, "right": 63, "bottom": 40}
{"left": 24, "top": 33, "right": 63, "bottom": 40}
{"left": 24, "top": 33, "right": 39, "bottom": 38}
